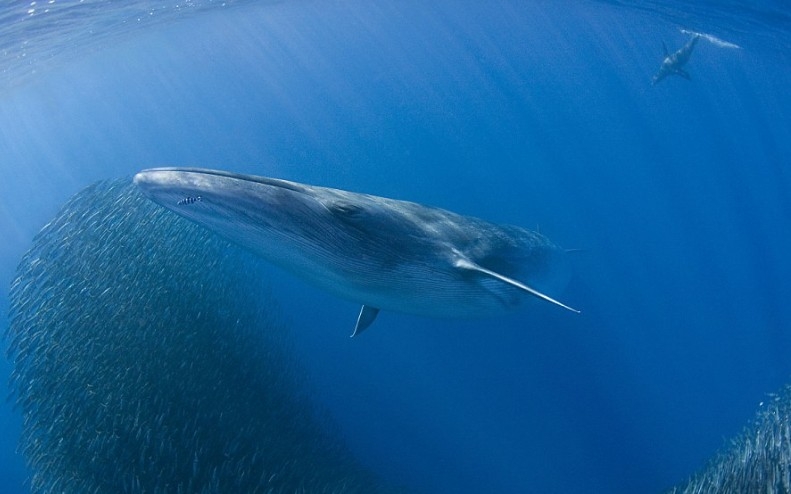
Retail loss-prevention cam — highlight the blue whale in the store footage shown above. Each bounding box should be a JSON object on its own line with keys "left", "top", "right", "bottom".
{"left": 134, "top": 168, "right": 577, "bottom": 335}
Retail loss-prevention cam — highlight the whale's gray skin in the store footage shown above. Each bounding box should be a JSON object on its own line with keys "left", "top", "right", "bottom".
{"left": 653, "top": 34, "right": 700, "bottom": 85}
{"left": 134, "top": 168, "right": 577, "bottom": 336}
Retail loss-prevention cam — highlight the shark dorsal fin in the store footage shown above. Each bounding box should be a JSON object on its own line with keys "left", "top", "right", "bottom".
{"left": 351, "top": 305, "right": 380, "bottom": 337}
{"left": 454, "top": 258, "right": 580, "bottom": 313}
{"left": 662, "top": 41, "right": 669, "bottom": 57}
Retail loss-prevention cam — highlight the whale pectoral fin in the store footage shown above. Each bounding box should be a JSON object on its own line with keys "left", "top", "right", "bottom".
{"left": 454, "top": 258, "right": 580, "bottom": 313}
{"left": 677, "top": 69, "right": 691, "bottom": 80}
{"left": 351, "top": 305, "right": 380, "bottom": 337}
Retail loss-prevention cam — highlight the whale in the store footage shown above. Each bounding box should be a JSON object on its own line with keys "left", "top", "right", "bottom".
{"left": 652, "top": 34, "right": 701, "bottom": 85}
{"left": 134, "top": 168, "right": 577, "bottom": 336}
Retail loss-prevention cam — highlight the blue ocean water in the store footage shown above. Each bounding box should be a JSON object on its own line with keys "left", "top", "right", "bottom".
{"left": 1, "top": 1, "right": 790, "bottom": 493}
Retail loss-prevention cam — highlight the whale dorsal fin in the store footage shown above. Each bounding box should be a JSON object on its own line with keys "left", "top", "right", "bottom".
{"left": 351, "top": 305, "right": 380, "bottom": 337}
{"left": 454, "top": 258, "right": 580, "bottom": 313}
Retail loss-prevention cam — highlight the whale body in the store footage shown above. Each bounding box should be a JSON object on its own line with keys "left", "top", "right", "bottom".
{"left": 134, "top": 168, "right": 577, "bottom": 335}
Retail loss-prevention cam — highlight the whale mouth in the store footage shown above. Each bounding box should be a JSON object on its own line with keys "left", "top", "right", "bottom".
{"left": 135, "top": 167, "right": 308, "bottom": 194}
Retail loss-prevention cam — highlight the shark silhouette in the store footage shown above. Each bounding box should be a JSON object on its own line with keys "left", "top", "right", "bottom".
{"left": 653, "top": 34, "right": 701, "bottom": 85}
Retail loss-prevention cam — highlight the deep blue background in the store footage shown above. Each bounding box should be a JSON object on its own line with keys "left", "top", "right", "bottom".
{"left": 1, "top": 1, "right": 790, "bottom": 493}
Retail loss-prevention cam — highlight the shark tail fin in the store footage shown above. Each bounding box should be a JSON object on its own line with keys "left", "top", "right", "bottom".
{"left": 454, "top": 258, "right": 579, "bottom": 313}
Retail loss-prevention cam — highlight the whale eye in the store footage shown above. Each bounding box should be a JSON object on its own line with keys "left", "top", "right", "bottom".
{"left": 177, "top": 195, "right": 202, "bottom": 206}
